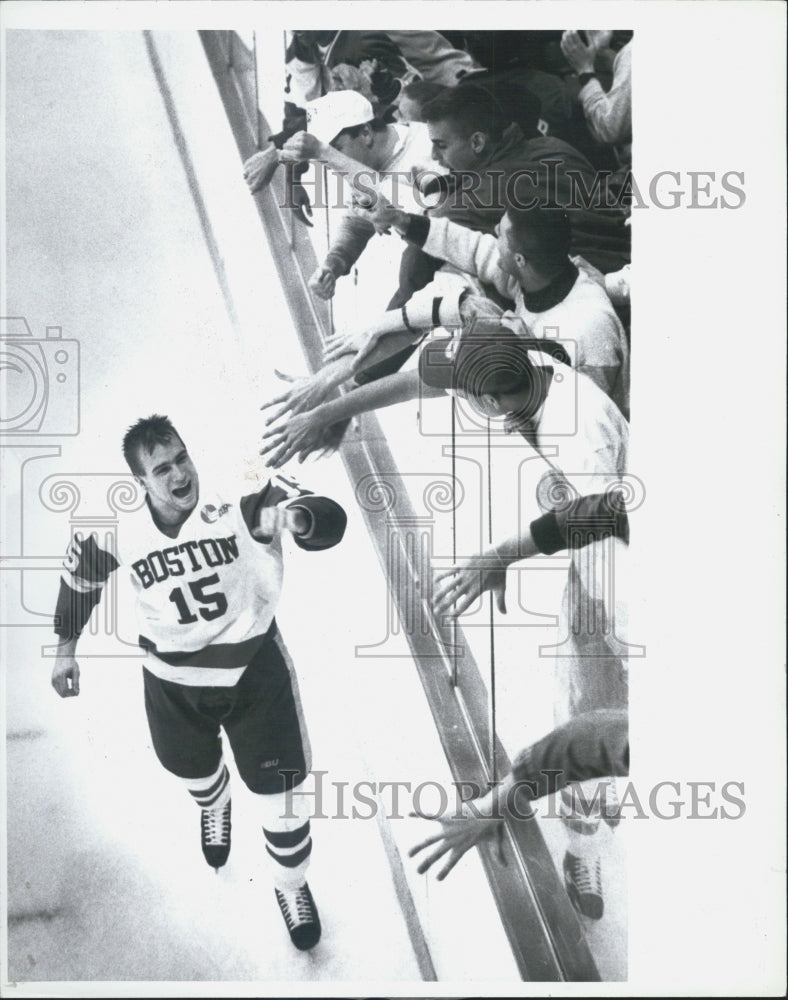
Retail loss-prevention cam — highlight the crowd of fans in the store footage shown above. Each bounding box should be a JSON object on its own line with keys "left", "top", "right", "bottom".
{"left": 245, "top": 28, "right": 633, "bottom": 928}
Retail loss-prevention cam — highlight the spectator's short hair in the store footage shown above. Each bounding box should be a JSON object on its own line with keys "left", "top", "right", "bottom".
{"left": 400, "top": 79, "right": 447, "bottom": 106}
{"left": 456, "top": 75, "right": 541, "bottom": 138}
{"left": 420, "top": 83, "right": 507, "bottom": 142}
{"left": 122, "top": 414, "right": 184, "bottom": 476}
{"left": 505, "top": 203, "right": 572, "bottom": 267}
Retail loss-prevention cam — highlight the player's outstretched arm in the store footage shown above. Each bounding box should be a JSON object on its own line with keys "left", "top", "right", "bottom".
{"left": 51, "top": 637, "right": 80, "bottom": 698}
{"left": 246, "top": 475, "right": 347, "bottom": 551}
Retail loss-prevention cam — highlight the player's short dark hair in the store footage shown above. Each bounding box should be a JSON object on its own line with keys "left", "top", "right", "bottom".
{"left": 420, "top": 83, "right": 507, "bottom": 142}
{"left": 122, "top": 414, "right": 184, "bottom": 476}
{"left": 505, "top": 202, "right": 572, "bottom": 268}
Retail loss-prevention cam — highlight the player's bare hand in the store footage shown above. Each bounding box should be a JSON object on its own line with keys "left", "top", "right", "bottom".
{"left": 309, "top": 266, "right": 337, "bottom": 301}
{"left": 260, "top": 370, "right": 334, "bottom": 426}
{"left": 52, "top": 654, "right": 80, "bottom": 698}
{"left": 433, "top": 553, "right": 508, "bottom": 617}
{"left": 260, "top": 412, "right": 323, "bottom": 468}
{"left": 408, "top": 808, "right": 505, "bottom": 880}
{"left": 243, "top": 147, "right": 280, "bottom": 193}
{"left": 279, "top": 132, "right": 327, "bottom": 163}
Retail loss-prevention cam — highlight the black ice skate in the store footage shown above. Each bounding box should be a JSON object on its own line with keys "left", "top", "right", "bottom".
{"left": 201, "top": 799, "right": 231, "bottom": 870}
{"left": 563, "top": 850, "right": 604, "bottom": 920}
{"left": 275, "top": 881, "right": 322, "bottom": 950}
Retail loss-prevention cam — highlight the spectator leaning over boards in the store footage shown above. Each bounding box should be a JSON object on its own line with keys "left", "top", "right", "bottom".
{"left": 561, "top": 30, "right": 632, "bottom": 167}
{"left": 253, "top": 233, "right": 628, "bottom": 468}
{"left": 51, "top": 415, "right": 347, "bottom": 952}
{"left": 269, "top": 90, "right": 446, "bottom": 304}
{"left": 420, "top": 83, "right": 627, "bottom": 251}
{"left": 409, "top": 708, "right": 628, "bottom": 920}
{"left": 242, "top": 30, "right": 406, "bottom": 225}
{"left": 418, "top": 324, "right": 631, "bottom": 920}
{"left": 351, "top": 193, "right": 630, "bottom": 418}
{"left": 449, "top": 75, "right": 632, "bottom": 273}
{"left": 242, "top": 30, "right": 476, "bottom": 224}
{"left": 417, "top": 322, "right": 630, "bottom": 708}
{"left": 383, "top": 83, "right": 630, "bottom": 331}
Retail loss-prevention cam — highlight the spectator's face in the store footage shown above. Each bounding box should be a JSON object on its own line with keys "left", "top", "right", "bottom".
{"left": 469, "top": 392, "right": 503, "bottom": 419}
{"left": 427, "top": 119, "right": 478, "bottom": 171}
{"left": 496, "top": 215, "right": 520, "bottom": 276}
{"left": 465, "top": 390, "right": 529, "bottom": 421}
{"left": 465, "top": 383, "right": 532, "bottom": 421}
{"left": 331, "top": 127, "right": 375, "bottom": 168}
{"left": 495, "top": 389, "right": 529, "bottom": 417}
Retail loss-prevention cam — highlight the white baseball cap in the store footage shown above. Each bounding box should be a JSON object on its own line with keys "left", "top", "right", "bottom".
{"left": 305, "top": 91, "right": 376, "bottom": 144}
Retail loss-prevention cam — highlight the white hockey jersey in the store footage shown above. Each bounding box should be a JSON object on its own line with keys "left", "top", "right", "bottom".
{"left": 55, "top": 474, "right": 346, "bottom": 686}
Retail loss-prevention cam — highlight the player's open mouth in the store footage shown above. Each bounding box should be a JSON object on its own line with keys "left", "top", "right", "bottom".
{"left": 172, "top": 481, "right": 192, "bottom": 499}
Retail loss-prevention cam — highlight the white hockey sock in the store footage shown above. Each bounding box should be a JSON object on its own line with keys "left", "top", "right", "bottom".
{"left": 258, "top": 788, "right": 313, "bottom": 892}
{"left": 181, "top": 759, "right": 231, "bottom": 811}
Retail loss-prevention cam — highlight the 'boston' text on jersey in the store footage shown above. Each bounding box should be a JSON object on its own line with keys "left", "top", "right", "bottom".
{"left": 132, "top": 534, "right": 240, "bottom": 589}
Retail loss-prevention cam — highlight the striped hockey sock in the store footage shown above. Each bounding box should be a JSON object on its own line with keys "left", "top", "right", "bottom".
{"left": 259, "top": 789, "right": 313, "bottom": 892}
{"left": 182, "top": 759, "right": 231, "bottom": 811}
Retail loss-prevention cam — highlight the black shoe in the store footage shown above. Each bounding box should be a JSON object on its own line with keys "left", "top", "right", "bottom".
{"left": 275, "top": 882, "right": 322, "bottom": 951}
{"left": 563, "top": 851, "right": 604, "bottom": 920}
{"left": 201, "top": 799, "right": 231, "bottom": 870}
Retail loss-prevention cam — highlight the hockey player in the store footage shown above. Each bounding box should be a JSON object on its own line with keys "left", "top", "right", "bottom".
{"left": 51, "top": 414, "right": 347, "bottom": 952}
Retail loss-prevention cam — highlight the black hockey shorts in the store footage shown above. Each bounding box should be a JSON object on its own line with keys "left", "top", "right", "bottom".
{"left": 142, "top": 623, "right": 310, "bottom": 794}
